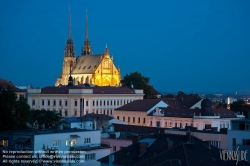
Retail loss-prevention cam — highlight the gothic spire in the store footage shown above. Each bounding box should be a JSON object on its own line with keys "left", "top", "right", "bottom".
{"left": 82, "top": 9, "right": 91, "bottom": 55}
{"left": 68, "top": 6, "right": 72, "bottom": 40}
{"left": 64, "top": 6, "right": 76, "bottom": 58}
{"left": 104, "top": 43, "right": 110, "bottom": 55}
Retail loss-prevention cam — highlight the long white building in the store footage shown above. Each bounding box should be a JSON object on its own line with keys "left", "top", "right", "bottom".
{"left": 27, "top": 85, "right": 144, "bottom": 117}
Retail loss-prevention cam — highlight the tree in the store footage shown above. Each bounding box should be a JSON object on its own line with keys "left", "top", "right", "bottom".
{"left": 176, "top": 91, "right": 185, "bottom": 97}
{"left": 0, "top": 86, "right": 31, "bottom": 131}
{"left": 121, "top": 71, "right": 152, "bottom": 98}
{"left": 230, "top": 100, "right": 250, "bottom": 118}
{"left": 30, "top": 109, "right": 62, "bottom": 129}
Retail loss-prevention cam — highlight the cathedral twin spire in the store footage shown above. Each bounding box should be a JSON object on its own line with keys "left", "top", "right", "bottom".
{"left": 82, "top": 9, "right": 92, "bottom": 55}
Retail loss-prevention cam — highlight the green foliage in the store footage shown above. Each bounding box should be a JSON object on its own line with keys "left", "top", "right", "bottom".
{"left": 30, "top": 109, "right": 62, "bottom": 129}
{"left": 121, "top": 71, "right": 152, "bottom": 98}
{"left": 176, "top": 91, "right": 185, "bottom": 97}
{"left": 230, "top": 100, "right": 250, "bottom": 118}
{"left": 0, "top": 86, "right": 31, "bottom": 131}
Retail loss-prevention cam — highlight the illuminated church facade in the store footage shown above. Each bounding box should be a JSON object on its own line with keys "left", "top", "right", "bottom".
{"left": 55, "top": 10, "right": 121, "bottom": 86}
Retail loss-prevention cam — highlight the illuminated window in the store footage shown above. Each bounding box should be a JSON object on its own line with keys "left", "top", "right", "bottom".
{"left": 66, "top": 140, "right": 68, "bottom": 146}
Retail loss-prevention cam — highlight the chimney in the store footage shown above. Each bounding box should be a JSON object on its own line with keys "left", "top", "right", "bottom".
{"left": 166, "top": 138, "right": 173, "bottom": 150}
{"left": 138, "top": 142, "right": 148, "bottom": 156}
{"left": 109, "top": 154, "right": 114, "bottom": 166}
{"left": 186, "top": 131, "right": 191, "bottom": 143}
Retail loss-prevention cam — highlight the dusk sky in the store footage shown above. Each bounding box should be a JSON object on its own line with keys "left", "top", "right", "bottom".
{"left": 0, "top": 0, "right": 250, "bottom": 94}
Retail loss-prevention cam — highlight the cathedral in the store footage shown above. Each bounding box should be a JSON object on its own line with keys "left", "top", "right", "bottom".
{"left": 55, "top": 9, "right": 121, "bottom": 86}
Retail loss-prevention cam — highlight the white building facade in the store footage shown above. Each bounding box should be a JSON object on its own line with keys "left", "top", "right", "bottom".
{"left": 27, "top": 86, "right": 144, "bottom": 117}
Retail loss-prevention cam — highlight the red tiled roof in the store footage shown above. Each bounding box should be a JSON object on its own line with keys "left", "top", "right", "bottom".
{"left": 148, "top": 107, "right": 237, "bottom": 118}
{"left": 0, "top": 78, "right": 26, "bottom": 92}
{"left": 40, "top": 86, "right": 137, "bottom": 94}
{"left": 115, "top": 99, "right": 167, "bottom": 111}
{"left": 162, "top": 94, "right": 202, "bottom": 108}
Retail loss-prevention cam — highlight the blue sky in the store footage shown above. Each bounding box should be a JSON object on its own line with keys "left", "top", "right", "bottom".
{"left": 0, "top": 0, "right": 250, "bottom": 94}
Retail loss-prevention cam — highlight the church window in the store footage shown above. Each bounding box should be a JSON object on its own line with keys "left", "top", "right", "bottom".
{"left": 48, "top": 100, "right": 50, "bottom": 106}
{"left": 78, "top": 66, "right": 81, "bottom": 69}
{"left": 83, "top": 66, "right": 86, "bottom": 69}
{"left": 88, "top": 66, "right": 91, "bottom": 69}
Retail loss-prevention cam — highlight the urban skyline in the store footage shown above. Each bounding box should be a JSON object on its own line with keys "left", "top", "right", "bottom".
{"left": 1, "top": 0, "right": 250, "bottom": 94}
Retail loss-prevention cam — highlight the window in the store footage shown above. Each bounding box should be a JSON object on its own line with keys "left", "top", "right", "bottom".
{"left": 75, "top": 101, "right": 77, "bottom": 106}
{"left": 53, "top": 100, "right": 56, "bottom": 106}
{"left": 74, "top": 110, "right": 77, "bottom": 116}
{"left": 107, "top": 100, "right": 109, "bottom": 105}
{"left": 123, "top": 116, "right": 125, "bottom": 121}
{"left": 128, "top": 117, "right": 130, "bottom": 122}
{"left": 117, "top": 116, "right": 119, "bottom": 120}
{"left": 65, "top": 110, "right": 68, "bottom": 117}
{"left": 107, "top": 110, "right": 109, "bottom": 115}
{"left": 233, "top": 138, "right": 236, "bottom": 146}
{"left": 110, "top": 110, "right": 112, "bottom": 115}
{"left": 113, "top": 146, "right": 116, "bottom": 152}
{"left": 42, "top": 100, "right": 44, "bottom": 106}
{"left": 104, "top": 110, "right": 106, "bottom": 114}
{"left": 133, "top": 117, "right": 135, "bottom": 123}
{"left": 85, "top": 153, "right": 95, "bottom": 160}
{"left": 88, "top": 66, "right": 91, "bottom": 69}
{"left": 150, "top": 121, "right": 152, "bottom": 126}
{"left": 65, "top": 100, "right": 67, "bottom": 106}
{"left": 32, "top": 100, "right": 35, "bottom": 106}
{"left": 143, "top": 118, "right": 145, "bottom": 123}
{"left": 59, "top": 110, "right": 62, "bottom": 116}
{"left": 104, "top": 101, "right": 105, "bottom": 106}
{"left": 48, "top": 100, "right": 50, "bottom": 106}
{"left": 114, "top": 100, "right": 116, "bottom": 105}
{"left": 111, "top": 101, "right": 112, "bottom": 105}
{"left": 59, "top": 100, "right": 62, "bottom": 106}
{"left": 96, "top": 101, "right": 98, "bottom": 106}
{"left": 243, "top": 139, "right": 250, "bottom": 145}
{"left": 93, "top": 101, "right": 95, "bottom": 106}
{"left": 100, "top": 101, "right": 102, "bottom": 106}
{"left": 84, "top": 138, "right": 91, "bottom": 143}
{"left": 53, "top": 140, "right": 61, "bottom": 147}
{"left": 138, "top": 117, "right": 140, "bottom": 123}
{"left": 66, "top": 140, "right": 68, "bottom": 146}
{"left": 86, "top": 101, "right": 88, "bottom": 106}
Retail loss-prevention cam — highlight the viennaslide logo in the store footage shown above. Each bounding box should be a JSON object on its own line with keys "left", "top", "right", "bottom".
{"left": 220, "top": 146, "right": 248, "bottom": 165}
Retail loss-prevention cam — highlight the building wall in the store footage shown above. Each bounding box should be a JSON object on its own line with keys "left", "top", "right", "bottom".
{"left": 165, "top": 130, "right": 228, "bottom": 149}
{"left": 28, "top": 91, "right": 143, "bottom": 117}
{"left": 101, "top": 138, "right": 132, "bottom": 153}
{"left": 114, "top": 111, "right": 148, "bottom": 126}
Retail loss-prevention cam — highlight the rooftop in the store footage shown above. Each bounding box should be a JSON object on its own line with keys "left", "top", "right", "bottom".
{"left": 98, "top": 134, "right": 249, "bottom": 166}
{"left": 115, "top": 99, "right": 166, "bottom": 111}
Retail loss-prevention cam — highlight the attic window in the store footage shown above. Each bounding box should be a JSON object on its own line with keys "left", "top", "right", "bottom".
{"left": 88, "top": 66, "right": 91, "bottom": 69}
{"left": 83, "top": 66, "right": 86, "bottom": 69}
{"left": 94, "top": 65, "right": 97, "bottom": 68}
